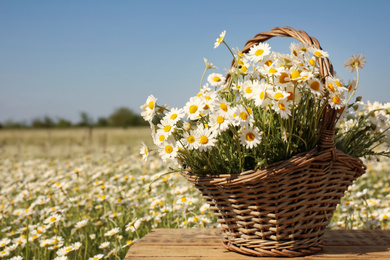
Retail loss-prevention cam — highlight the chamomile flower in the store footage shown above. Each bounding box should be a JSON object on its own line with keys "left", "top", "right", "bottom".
{"left": 159, "top": 141, "right": 178, "bottom": 161}
{"left": 307, "top": 78, "right": 324, "bottom": 97}
{"left": 154, "top": 129, "right": 168, "bottom": 146}
{"left": 271, "top": 89, "right": 290, "bottom": 101}
{"left": 0, "top": 250, "right": 10, "bottom": 258}
{"left": 260, "top": 65, "right": 283, "bottom": 78}
{"left": 328, "top": 91, "right": 346, "bottom": 110}
{"left": 344, "top": 54, "right": 366, "bottom": 72}
{"left": 247, "top": 42, "right": 271, "bottom": 62}
{"left": 203, "top": 58, "right": 217, "bottom": 69}
{"left": 104, "top": 227, "right": 120, "bottom": 237}
{"left": 194, "top": 127, "right": 217, "bottom": 152}
{"left": 140, "top": 95, "right": 157, "bottom": 122}
{"left": 157, "top": 117, "right": 175, "bottom": 137}
{"left": 209, "top": 112, "right": 231, "bottom": 132}
{"left": 239, "top": 126, "right": 262, "bottom": 149}
{"left": 252, "top": 82, "right": 271, "bottom": 107}
{"left": 98, "top": 242, "right": 110, "bottom": 249}
{"left": 0, "top": 238, "right": 10, "bottom": 248}
{"left": 273, "top": 99, "right": 292, "bottom": 119}
{"left": 139, "top": 142, "right": 149, "bottom": 162}
{"left": 181, "top": 130, "right": 198, "bottom": 150}
{"left": 88, "top": 254, "right": 104, "bottom": 260}
{"left": 184, "top": 96, "right": 204, "bottom": 120}
{"left": 165, "top": 108, "right": 185, "bottom": 124}
{"left": 214, "top": 30, "right": 226, "bottom": 49}
{"left": 74, "top": 219, "right": 88, "bottom": 231}
{"left": 232, "top": 105, "right": 254, "bottom": 127}
{"left": 326, "top": 77, "right": 343, "bottom": 93}
{"left": 207, "top": 73, "right": 226, "bottom": 87}
{"left": 290, "top": 42, "right": 310, "bottom": 57}
{"left": 285, "top": 84, "right": 302, "bottom": 103}
{"left": 310, "top": 47, "right": 329, "bottom": 58}
{"left": 241, "top": 80, "right": 258, "bottom": 100}
{"left": 44, "top": 213, "right": 62, "bottom": 225}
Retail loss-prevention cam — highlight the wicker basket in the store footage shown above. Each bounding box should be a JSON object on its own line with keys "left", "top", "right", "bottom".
{"left": 181, "top": 27, "right": 367, "bottom": 257}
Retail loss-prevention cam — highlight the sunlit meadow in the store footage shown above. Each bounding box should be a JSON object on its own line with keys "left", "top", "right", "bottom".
{"left": 0, "top": 128, "right": 389, "bottom": 259}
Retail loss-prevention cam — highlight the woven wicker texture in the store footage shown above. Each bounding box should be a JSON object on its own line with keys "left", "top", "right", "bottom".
{"left": 181, "top": 27, "right": 367, "bottom": 257}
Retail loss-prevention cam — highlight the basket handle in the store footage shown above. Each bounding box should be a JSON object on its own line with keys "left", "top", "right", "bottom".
{"left": 230, "top": 26, "right": 337, "bottom": 150}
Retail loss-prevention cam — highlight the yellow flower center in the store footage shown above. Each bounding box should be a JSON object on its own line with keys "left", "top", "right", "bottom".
{"left": 239, "top": 112, "right": 248, "bottom": 120}
{"left": 246, "top": 132, "right": 255, "bottom": 141}
{"left": 163, "top": 125, "right": 171, "bottom": 132}
{"left": 278, "top": 103, "right": 286, "bottom": 110}
{"left": 260, "top": 91, "right": 267, "bottom": 100}
{"left": 200, "top": 136, "right": 208, "bottom": 144}
{"left": 292, "top": 50, "right": 298, "bottom": 56}
{"left": 144, "top": 147, "right": 148, "bottom": 155}
{"left": 148, "top": 101, "right": 155, "bottom": 109}
{"left": 66, "top": 247, "right": 72, "bottom": 252}
{"left": 268, "top": 68, "right": 277, "bottom": 74}
{"left": 189, "top": 105, "right": 198, "bottom": 114}
{"left": 158, "top": 135, "right": 165, "bottom": 142}
{"left": 220, "top": 103, "right": 228, "bottom": 112}
{"left": 203, "top": 104, "right": 210, "bottom": 110}
{"left": 213, "top": 76, "right": 221, "bottom": 82}
{"left": 309, "top": 59, "right": 316, "bottom": 66}
{"left": 187, "top": 136, "right": 195, "bottom": 144}
{"left": 240, "top": 66, "right": 247, "bottom": 72}
{"left": 247, "top": 107, "right": 252, "bottom": 114}
{"left": 335, "top": 80, "right": 342, "bottom": 87}
{"left": 264, "top": 60, "right": 272, "bottom": 67}
{"left": 314, "top": 51, "right": 323, "bottom": 57}
{"left": 310, "top": 81, "right": 320, "bottom": 91}
{"left": 238, "top": 60, "right": 244, "bottom": 65}
{"left": 245, "top": 86, "right": 252, "bottom": 94}
{"left": 332, "top": 96, "right": 341, "bottom": 104}
{"left": 217, "top": 36, "right": 223, "bottom": 43}
{"left": 170, "top": 114, "right": 177, "bottom": 120}
{"left": 274, "top": 92, "right": 284, "bottom": 99}
{"left": 164, "top": 145, "right": 173, "bottom": 154}
{"left": 255, "top": 49, "right": 264, "bottom": 56}
{"left": 352, "top": 61, "right": 360, "bottom": 67}
{"left": 216, "top": 116, "right": 225, "bottom": 124}
{"left": 279, "top": 73, "right": 289, "bottom": 83}
{"left": 291, "top": 70, "right": 301, "bottom": 79}
{"left": 327, "top": 83, "right": 335, "bottom": 92}
{"left": 50, "top": 216, "right": 57, "bottom": 222}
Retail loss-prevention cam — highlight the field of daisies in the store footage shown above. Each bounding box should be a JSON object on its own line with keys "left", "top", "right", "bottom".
{"left": 0, "top": 128, "right": 390, "bottom": 259}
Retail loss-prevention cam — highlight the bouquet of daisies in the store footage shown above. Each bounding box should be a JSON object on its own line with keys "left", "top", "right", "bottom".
{"left": 140, "top": 30, "right": 389, "bottom": 176}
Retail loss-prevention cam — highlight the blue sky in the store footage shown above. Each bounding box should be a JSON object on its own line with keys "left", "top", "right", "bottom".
{"left": 1, "top": 0, "right": 389, "bottom": 123}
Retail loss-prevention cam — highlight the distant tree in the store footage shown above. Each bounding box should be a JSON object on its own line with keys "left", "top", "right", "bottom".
{"left": 32, "top": 116, "right": 55, "bottom": 128}
{"left": 55, "top": 117, "right": 73, "bottom": 128}
{"left": 108, "top": 107, "right": 147, "bottom": 128}
{"left": 3, "top": 119, "right": 28, "bottom": 129}
{"left": 96, "top": 117, "right": 109, "bottom": 127}
{"left": 77, "top": 112, "right": 94, "bottom": 127}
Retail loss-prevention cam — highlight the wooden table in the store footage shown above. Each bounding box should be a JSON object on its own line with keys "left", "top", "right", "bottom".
{"left": 125, "top": 228, "right": 390, "bottom": 259}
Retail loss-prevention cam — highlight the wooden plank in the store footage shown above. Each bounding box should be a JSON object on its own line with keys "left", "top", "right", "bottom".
{"left": 124, "top": 228, "right": 390, "bottom": 259}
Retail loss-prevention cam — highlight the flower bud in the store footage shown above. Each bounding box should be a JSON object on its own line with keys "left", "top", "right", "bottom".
{"left": 355, "top": 96, "right": 362, "bottom": 101}
{"left": 183, "top": 122, "right": 191, "bottom": 131}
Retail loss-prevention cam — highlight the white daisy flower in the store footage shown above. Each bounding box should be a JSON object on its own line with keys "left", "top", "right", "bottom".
{"left": 0, "top": 249, "right": 10, "bottom": 258}
{"left": 53, "top": 256, "right": 68, "bottom": 260}
{"left": 10, "top": 256, "right": 23, "bottom": 260}
{"left": 232, "top": 105, "right": 254, "bottom": 127}
{"left": 139, "top": 142, "right": 149, "bottom": 162}
{"left": 212, "top": 97, "right": 232, "bottom": 116}
{"left": 209, "top": 112, "right": 231, "bottom": 132}
{"left": 98, "top": 242, "right": 110, "bottom": 249}
{"left": 184, "top": 96, "right": 204, "bottom": 120}
{"left": 57, "top": 245, "right": 74, "bottom": 256}
{"left": 310, "top": 47, "right": 329, "bottom": 58}
{"left": 194, "top": 127, "right": 217, "bottom": 152}
{"left": 181, "top": 130, "right": 198, "bottom": 150}
{"left": 271, "top": 89, "right": 290, "bottom": 101}
{"left": 154, "top": 129, "right": 168, "bottom": 146}
{"left": 0, "top": 238, "right": 10, "bottom": 248}
{"left": 290, "top": 42, "right": 310, "bottom": 57}
{"left": 207, "top": 73, "right": 226, "bottom": 87}
{"left": 239, "top": 126, "right": 262, "bottom": 149}
{"left": 104, "top": 227, "right": 120, "bottom": 237}
{"left": 326, "top": 77, "right": 344, "bottom": 94}
{"left": 260, "top": 65, "right": 283, "bottom": 78}
{"left": 157, "top": 117, "right": 175, "bottom": 137}
{"left": 285, "top": 84, "right": 302, "bottom": 103}
{"left": 165, "top": 108, "right": 185, "bottom": 124}
{"left": 241, "top": 80, "right": 258, "bottom": 100}
{"left": 74, "top": 219, "right": 88, "bottom": 231}
{"left": 344, "top": 54, "right": 366, "bottom": 72}
{"left": 214, "top": 30, "right": 226, "bottom": 49}
{"left": 273, "top": 99, "right": 292, "bottom": 119}
{"left": 203, "top": 58, "right": 217, "bottom": 69}
{"left": 44, "top": 214, "right": 62, "bottom": 225}
{"left": 88, "top": 254, "right": 104, "bottom": 260}
{"left": 140, "top": 95, "right": 157, "bottom": 122}
{"left": 252, "top": 82, "right": 271, "bottom": 107}
{"left": 247, "top": 42, "right": 271, "bottom": 62}
{"left": 328, "top": 91, "right": 346, "bottom": 110}
{"left": 158, "top": 141, "right": 178, "bottom": 161}
{"left": 307, "top": 78, "right": 324, "bottom": 97}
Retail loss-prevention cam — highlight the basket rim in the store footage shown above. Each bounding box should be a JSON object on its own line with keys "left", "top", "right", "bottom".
{"left": 181, "top": 147, "right": 366, "bottom": 186}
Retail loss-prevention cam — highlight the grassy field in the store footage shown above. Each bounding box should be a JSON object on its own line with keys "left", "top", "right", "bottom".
{"left": 0, "top": 128, "right": 389, "bottom": 259}
{"left": 0, "top": 127, "right": 153, "bottom": 159}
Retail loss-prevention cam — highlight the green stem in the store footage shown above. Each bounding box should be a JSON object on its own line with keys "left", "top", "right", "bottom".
{"left": 200, "top": 68, "right": 208, "bottom": 90}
